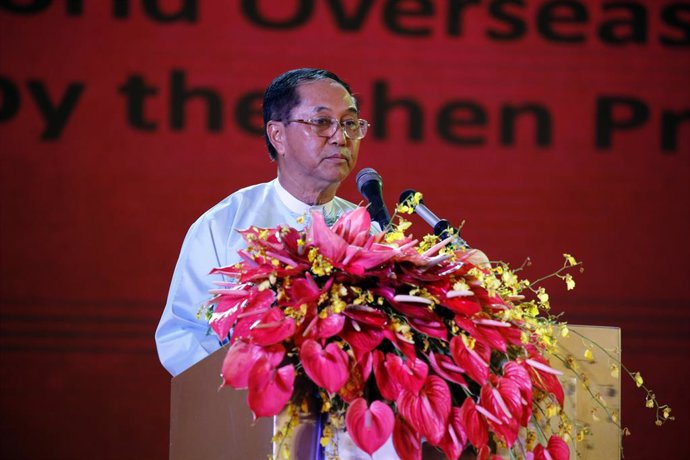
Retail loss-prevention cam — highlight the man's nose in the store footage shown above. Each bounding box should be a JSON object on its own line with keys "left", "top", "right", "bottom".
{"left": 329, "top": 122, "right": 348, "bottom": 145}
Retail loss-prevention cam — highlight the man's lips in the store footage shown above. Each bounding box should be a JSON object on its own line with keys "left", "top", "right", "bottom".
{"left": 326, "top": 152, "right": 351, "bottom": 162}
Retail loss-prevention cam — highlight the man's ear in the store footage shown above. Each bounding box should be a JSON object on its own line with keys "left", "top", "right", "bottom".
{"left": 266, "top": 121, "right": 285, "bottom": 156}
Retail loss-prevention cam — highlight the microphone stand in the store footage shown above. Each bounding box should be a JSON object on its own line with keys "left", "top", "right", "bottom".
{"left": 399, "top": 189, "right": 469, "bottom": 249}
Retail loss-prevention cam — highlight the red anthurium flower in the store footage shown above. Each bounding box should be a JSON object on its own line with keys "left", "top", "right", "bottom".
{"left": 237, "top": 262, "right": 278, "bottom": 283}
{"left": 226, "top": 233, "right": 295, "bottom": 281}
{"left": 489, "top": 416, "right": 520, "bottom": 450}
{"left": 482, "top": 375, "right": 524, "bottom": 423}
{"left": 450, "top": 335, "right": 490, "bottom": 385}
{"left": 228, "top": 314, "right": 257, "bottom": 344}
{"left": 392, "top": 415, "right": 422, "bottom": 460}
{"left": 274, "top": 225, "right": 303, "bottom": 253}
{"left": 307, "top": 211, "right": 348, "bottom": 263}
{"left": 474, "top": 324, "right": 510, "bottom": 353}
{"left": 427, "top": 282, "right": 481, "bottom": 317}
{"left": 340, "top": 316, "right": 385, "bottom": 363}
{"left": 210, "top": 287, "right": 274, "bottom": 340}
{"left": 221, "top": 340, "right": 284, "bottom": 389}
{"left": 470, "top": 288, "right": 506, "bottom": 311}
{"left": 219, "top": 293, "right": 277, "bottom": 344}
{"left": 299, "top": 339, "right": 350, "bottom": 393}
{"left": 263, "top": 248, "right": 301, "bottom": 270}
{"left": 283, "top": 273, "right": 331, "bottom": 309}
{"left": 209, "top": 291, "right": 249, "bottom": 340}
{"left": 341, "top": 244, "right": 397, "bottom": 274}
{"left": 508, "top": 364, "right": 532, "bottom": 393}
{"left": 533, "top": 435, "right": 570, "bottom": 460}
{"left": 522, "top": 349, "right": 565, "bottom": 406}
{"left": 243, "top": 307, "right": 296, "bottom": 346}
{"left": 247, "top": 356, "right": 295, "bottom": 418}
{"left": 439, "top": 407, "right": 468, "bottom": 460}
{"left": 359, "top": 350, "right": 373, "bottom": 381}
{"left": 397, "top": 265, "right": 445, "bottom": 285}
{"left": 330, "top": 206, "right": 373, "bottom": 247}
{"left": 271, "top": 259, "right": 312, "bottom": 278}
{"left": 388, "top": 297, "right": 434, "bottom": 319}
{"left": 305, "top": 207, "right": 396, "bottom": 275}
{"left": 345, "top": 398, "right": 395, "bottom": 456}
{"left": 426, "top": 351, "right": 469, "bottom": 388}
{"left": 459, "top": 397, "right": 489, "bottom": 449}
{"left": 389, "top": 237, "right": 428, "bottom": 265}
{"left": 454, "top": 317, "right": 508, "bottom": 353}
{"left": 480, "top": 377, "right": 523, "bottom": 447}
{"left": 388, "top": 297, "right": 447, "bottom": 340}
{"left": 396, "top": 375, "right": 452, "bottom": 445}
{"left": 383, "top": 328, "right": 417, "bottom": 361}
{"left": 441, "top": 296, "right": 482, "bottom": 317}
{"left": 384, "top": 353, "right": 428, "bottom": 394}
{"left": 503, "top": 361, "right": 533, "bottom": 425}
{"left": 373, "top": 351, "right": 404, "bottom": 401}
{"left": 343, "top": 304, "right": 388, "bottom": 327}
{"left": 302, "top": 311, "right": 345, "bottom": 340}
{"left": 339, "top": 305, "right": 386, "bottom": 341}
{"left": 339, "top": 306, "right": 388, "bottom": 358}
{"left": 237, "top": 226, "right": 280, "bottom": 246}
{"left": 246, "top": 231, "right": 285, "bottom": 251}
{"left": 529, "top": 366, "right": 564, "bottom": 406}
{"left": 407, "top": 310, "right": 448, "bottom": 340}
{"left": 498, "top": 324, "right": 523, "bottom": 347}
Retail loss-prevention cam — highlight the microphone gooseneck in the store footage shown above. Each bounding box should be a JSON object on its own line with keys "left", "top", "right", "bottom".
{"left": 399, "top": 189, "right": 469, "bottom": 248}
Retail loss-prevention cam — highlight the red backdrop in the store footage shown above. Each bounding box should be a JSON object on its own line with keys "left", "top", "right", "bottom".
{"left": 1, "top": 1, "right": 688, "bottom": 458}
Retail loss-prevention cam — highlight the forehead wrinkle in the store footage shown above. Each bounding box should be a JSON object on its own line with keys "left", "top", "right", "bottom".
{"left": 294, "top": 79, "right": 359, "bottom": 116}
{"left": 309, "top": 105, "right": 359, "bottom": 116}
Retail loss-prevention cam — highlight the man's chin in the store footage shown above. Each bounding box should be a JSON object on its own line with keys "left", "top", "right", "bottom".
{"left": 323, "top": 169, "right": 352, "bottom": 186}
{"left": 324, "top": 160, "right": 352, "bottom": 176}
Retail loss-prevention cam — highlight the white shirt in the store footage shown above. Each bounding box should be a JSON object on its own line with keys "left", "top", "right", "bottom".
{"left": 155, "top": 179, "right": 359, "bottom": 376}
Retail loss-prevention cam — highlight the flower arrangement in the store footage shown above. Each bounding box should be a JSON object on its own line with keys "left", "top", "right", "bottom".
{"left": 203, "top": 202, "right": 672, "bottom": 460}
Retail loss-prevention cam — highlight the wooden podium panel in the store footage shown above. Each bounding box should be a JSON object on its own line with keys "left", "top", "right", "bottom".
{"left": 169, "top": 346, "right": 273, "bottom": 460}
{"left": 550, "top": 325, "right": 622, "bottom": 460}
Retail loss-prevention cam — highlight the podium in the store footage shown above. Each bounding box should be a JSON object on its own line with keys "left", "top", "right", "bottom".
{"left": 168, "top": 326, "right": 621, "bottom": 459}
{"left": 548, "top": 325, "right": 622, "bottom": 460}
{"left": 169, "top": 345, "right": 273, "bottom": 460}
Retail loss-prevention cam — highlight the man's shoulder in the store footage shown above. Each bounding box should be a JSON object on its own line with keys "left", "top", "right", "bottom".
{"left": 200, "top": 180, "right": 275, "bottom": 219}
{"left": 188, "top": 181, "right": 273, "bottom": 230}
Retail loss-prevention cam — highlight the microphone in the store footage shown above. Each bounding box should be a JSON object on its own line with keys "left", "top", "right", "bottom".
{"left": 399, "top": 189, "right": 469, "bottom": 248}
{"left": 356, "top": 168, "right": 391, "bottom": 229}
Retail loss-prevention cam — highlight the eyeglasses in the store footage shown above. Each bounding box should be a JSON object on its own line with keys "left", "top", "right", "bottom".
{"left": 284, "top": 117, "right": 370, "bottom": 140}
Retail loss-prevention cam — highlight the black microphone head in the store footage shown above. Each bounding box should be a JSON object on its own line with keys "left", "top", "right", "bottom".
{"left": 356, "top": 168, "right": 382, "bottom": 194}
{"left": 356, "top": 168, "right": 390, "bottom": 228}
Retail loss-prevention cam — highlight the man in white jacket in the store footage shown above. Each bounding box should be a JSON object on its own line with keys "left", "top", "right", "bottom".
{"left": 155, "top": 68, "right": 370, "bottom": 376}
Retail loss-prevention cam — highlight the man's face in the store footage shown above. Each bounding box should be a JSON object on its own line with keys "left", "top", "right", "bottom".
{"left": 276, "top": 79, "right": 361, "bottom": 192}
